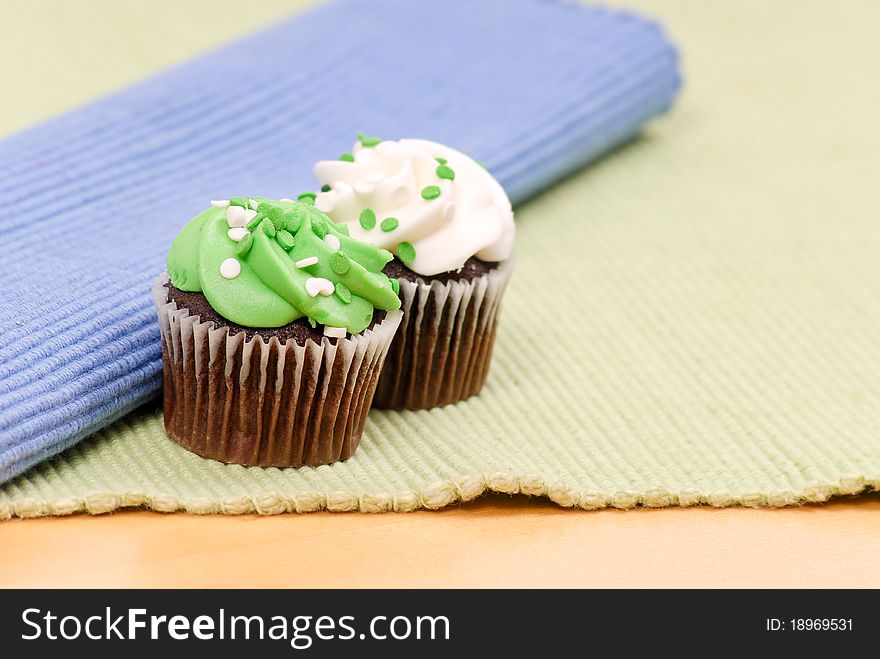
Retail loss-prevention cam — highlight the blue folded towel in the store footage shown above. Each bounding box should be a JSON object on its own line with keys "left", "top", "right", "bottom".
{"left": 0, "top": 0, "right": 680, "bottom": 482}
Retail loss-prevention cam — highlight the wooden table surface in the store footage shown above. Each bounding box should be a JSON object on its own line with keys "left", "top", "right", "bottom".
{"left": 2, "top": 493, "right": 878, "bottom": 588}
{"left": 2, "top": 1, "right": 878, "bottom": 589}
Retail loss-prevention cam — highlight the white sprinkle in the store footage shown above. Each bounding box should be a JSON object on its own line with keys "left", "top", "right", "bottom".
{"left": 305, "top": 277, "right": 335, "bottom": 297}
{"left": 248, "top": 199, "right": 260, "bottom": 210}
{"left": 243, "top": 209, "right": 257, "bottom": 222}
{"left": 227, "top": 227, "right": 249, "bottom": 242}
{"left": 279, "top": 198, "right": 295, "bottom": 203}
{"left": 211, "top": 199, "right": 230, "bottom": 208}
{"left": 296, "top": 256, "right": 319, "bottom": 269}
{"left": 226, "top": 205, "right": 248, "bottom": 228}
{"left": 324, "top": 234, "right": 341, "bottom": 251}
{"left": 323, "top": 326, "right": 347, "bottom": 338}
{"left": 219, "top": 258, "right": 241, "bottom": 279}
{"left": 354, "top": 182, "right": 375, "bottom": 196}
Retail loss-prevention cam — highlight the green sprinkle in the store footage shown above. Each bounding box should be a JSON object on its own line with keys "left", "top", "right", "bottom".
{"left": 339, "top": 153, "right": 354, "bottom": 162}
{"left": 436, "top": 164, "right": 455, "bottom": 180}
{"left": 246, "top": 213, "right": 264, "bottom": 232}
{"left": 321, "top": 184, "right": 331, "bottom": 192}
{"left": 230, "top": 197, "right": 249, "bottom": 208}
{"left": 263, "top": 205, "right": 286, "bottom": 230}
{"left": 380, "top": 217, "right": 399, "bottom": 232}
{"left": 336, "top": 223, "right": 350, "bottom": 236}
{"left": 261, "top": 218, "right": 276, "bottom": 238}
{"left": 435, "top": 157, "right": 447, "bottom": 165}
{"left": 390, "top": 277, "right": 400, "bottom": 295}
{"left": 359, "top": 208, "right": 376, "bottom": 230}
{"left": 357, "top": 133, "right": 382, "bottom": 148}
{"left": 276, "top": 229, "right": 295, "bottom": 251}
{"left": 308, "top": 317, "right": 317, "bottom": 329}
{"left": 330, "top": 251, "right": 350, "bottom": 274}
{"left": 297, "top": 192, "right": 316, "bottom": 205}
{"left": 236, "top": 233, "right": 254, "bottom": 256}
{"left": 398, "top": 241, "right": 416, "bottom": 264}
{"left": 311, "top": 217, "right": 328, "bottom": 238}
{"left": 421, "top": 185, "right": 441, "bottom": 200}
{"left": 334, "top": 282, "right": 352, "bottom": 304}
{"left": 284, "top": 208, "right": 305, "bottom": 233}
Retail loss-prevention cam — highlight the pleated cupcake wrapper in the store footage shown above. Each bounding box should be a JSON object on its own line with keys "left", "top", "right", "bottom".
{"left": 373, "top": 257, "right": 515, "bottom": 410}
{"left": 152, "top": 276, "right": 403, "bottom": 467}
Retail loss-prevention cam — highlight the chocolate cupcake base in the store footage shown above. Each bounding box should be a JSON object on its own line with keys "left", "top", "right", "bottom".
{"left": 152, "top": 275, "right": 402, "bottom": 468}
{"left": 373, "top": 256, "right": 514, "bottom": 410}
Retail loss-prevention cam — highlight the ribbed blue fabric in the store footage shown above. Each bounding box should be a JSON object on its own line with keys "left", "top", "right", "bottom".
{"left": 0, "top": 0, "right": 680, "bottom": 483}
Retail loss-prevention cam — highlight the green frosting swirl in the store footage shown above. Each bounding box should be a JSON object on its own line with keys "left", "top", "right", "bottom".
{"left": 167, "top": 198, "right": 401, "bottom": 333}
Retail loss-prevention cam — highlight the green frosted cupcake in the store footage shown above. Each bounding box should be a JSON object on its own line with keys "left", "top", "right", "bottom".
{"left": 152, "top": 197, "right": 402, "bottom": 467}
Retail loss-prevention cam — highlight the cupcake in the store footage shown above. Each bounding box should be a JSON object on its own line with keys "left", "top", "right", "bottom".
{"left": 313, "top": 136, "right": 515, "bottom": 409}
{"left": 153, "top": 196, "right": 402, "bottom": 467}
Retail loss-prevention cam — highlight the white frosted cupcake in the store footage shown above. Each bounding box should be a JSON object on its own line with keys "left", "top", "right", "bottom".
{"left": 312, "top": 135, "right": 515, "bottom": 409}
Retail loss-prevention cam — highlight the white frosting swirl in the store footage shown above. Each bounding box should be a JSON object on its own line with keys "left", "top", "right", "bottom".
{"left": 313, "top": 138, "right": 514, "bottom": 276}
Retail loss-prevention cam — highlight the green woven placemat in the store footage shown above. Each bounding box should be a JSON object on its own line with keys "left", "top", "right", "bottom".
{"left": 3, "top": 0, "right": 880, "bottom": 517}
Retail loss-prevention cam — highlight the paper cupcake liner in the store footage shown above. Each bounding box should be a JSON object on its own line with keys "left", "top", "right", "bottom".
{"left": 373, "top": 257, "right": 514, "bottom": 410}
{"left": 152, "top": 275, "right": 402, "bottom": 468}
